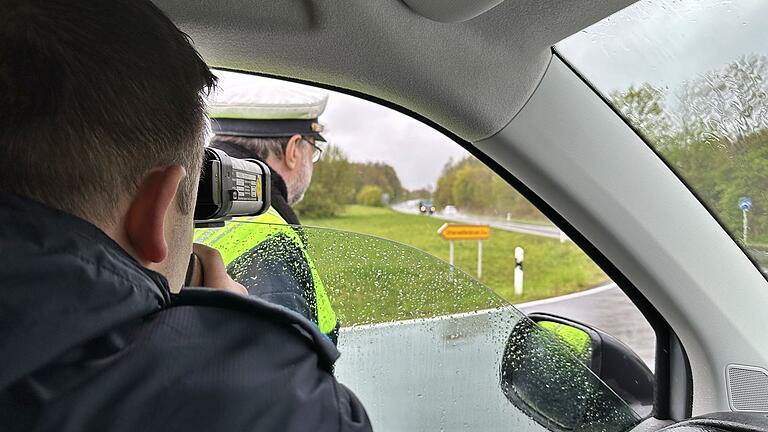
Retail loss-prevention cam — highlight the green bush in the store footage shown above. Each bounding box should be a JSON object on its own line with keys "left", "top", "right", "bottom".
{"left": 434, "top": 157, "right": 547, "bottom": 221}
{"left": 295, "top": 183, "right": 341, "bottom": 219}
{"left": 295, "top": 146, "right": 355, "bottom": 218}
{"left": 356, "top": 185, "right": 384, "bottom": 207}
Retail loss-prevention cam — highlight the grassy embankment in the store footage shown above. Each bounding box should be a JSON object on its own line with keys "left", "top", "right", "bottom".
{"left": 301, "top": 206, "right": 608, "bottom": 325}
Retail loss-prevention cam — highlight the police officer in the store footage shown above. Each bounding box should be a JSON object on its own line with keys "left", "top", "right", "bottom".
{"left": 195, "top": 77, "right": 339, "bottom": 342}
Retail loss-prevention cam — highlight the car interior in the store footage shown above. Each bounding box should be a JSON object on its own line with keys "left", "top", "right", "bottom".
{"left": 154, "top": 0, "right": 768, "bottom": 430}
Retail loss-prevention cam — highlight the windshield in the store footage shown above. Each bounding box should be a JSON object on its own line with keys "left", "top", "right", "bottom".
{"left": 558, "top": 0, "right": 768, "bottom": 263}
{"left": 197, "top": 220, "right": 639, "bottom": 431}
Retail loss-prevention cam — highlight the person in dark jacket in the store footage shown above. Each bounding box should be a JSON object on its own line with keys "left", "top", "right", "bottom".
{"left": 0, "top": 1, "right": 371, "bottom": 431}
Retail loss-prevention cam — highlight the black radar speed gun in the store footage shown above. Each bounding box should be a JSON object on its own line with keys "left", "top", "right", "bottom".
{"left": 193, "top": 147, "right": 271, "bottom": 228}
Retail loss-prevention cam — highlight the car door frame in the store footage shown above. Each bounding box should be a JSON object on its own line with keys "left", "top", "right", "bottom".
{"left": 215, "top": 47, "right": 768, "bottom": 420}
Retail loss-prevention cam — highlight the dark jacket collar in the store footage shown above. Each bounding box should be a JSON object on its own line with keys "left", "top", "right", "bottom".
{"left": 0, "top": 193, "right": 170, "bottom": 389}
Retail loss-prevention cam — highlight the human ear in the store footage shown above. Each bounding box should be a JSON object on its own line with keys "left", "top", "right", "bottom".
{"left": 124, "top": 165, "right": 186, "bottom": 265}
{"left": 283, "top": 134, "right": 304, "bottom": 170}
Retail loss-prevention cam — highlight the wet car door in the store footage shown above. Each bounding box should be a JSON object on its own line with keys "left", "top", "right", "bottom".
{"left": 197, "top": 220, "right": 642, "bottom": 432}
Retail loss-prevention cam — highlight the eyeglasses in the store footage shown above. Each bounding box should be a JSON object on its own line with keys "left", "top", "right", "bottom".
{"left": 302, "top": 137, "right": 326, "bottom": 163}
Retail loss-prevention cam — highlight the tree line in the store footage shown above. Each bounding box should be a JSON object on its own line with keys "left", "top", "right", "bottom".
{"left": 610, "top": 54, "right": 768, "bottom": 244}
{"left": 295, "top": 146, "right": 407, "bottom": 218}
{"left": 433, "top": 157, "right": 547, "bottom": 222}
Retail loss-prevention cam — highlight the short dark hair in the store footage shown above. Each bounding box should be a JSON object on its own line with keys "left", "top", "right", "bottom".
{"left": 209, "top": 135, "right": 290, "bottom": 162}
{"left": 0, "top": 0, "right": 216, "bottom": 223}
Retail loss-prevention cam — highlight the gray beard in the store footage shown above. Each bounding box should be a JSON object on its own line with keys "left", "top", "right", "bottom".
{"left": 289, "top": 190, "right": 306, "bottom": 206}
{"left": 287, "top": 164, "right": 312, "bottom": 206}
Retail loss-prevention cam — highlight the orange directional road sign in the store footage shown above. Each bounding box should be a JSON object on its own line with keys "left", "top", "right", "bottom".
{"left": 437, "top": 223, "right": 490, "bottom": 240}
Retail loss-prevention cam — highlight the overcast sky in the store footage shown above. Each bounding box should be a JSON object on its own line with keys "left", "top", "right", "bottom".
{"left": 559, "top": 0, "right": 768, "bottom": 93}
{"left": 213, "top": 71, "right": 469, "bottom": 190}
{"left": 214, "top": 0, "right": 767, "bottom": 190}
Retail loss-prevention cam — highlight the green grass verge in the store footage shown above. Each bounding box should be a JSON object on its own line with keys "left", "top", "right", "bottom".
{"left": 302, "top": 206, "right": 608, "bottom": 323}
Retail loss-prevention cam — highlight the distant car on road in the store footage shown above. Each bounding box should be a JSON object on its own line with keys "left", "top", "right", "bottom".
{"left": 418, "top": 200, "right": 435, "bottom": 215}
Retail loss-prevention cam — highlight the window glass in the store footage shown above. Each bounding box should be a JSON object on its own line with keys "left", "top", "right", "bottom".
{"left": 198, "top": 70, "right": 657, "bottom": 429}
{"left": 198, "top": 221, "right": 640, "bottom": 431}
{"left": 558, "top": 0, "right": 768, "bottom": 264}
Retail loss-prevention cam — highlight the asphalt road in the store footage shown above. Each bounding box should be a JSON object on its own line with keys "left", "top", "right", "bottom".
{"left": 392, "top": 200, "right": 563, "bottom": 239}
{"left": 515, "top": 283, "right": 656, "bottom": 369}
{"left": 392, "top": 200, "right": 655, "bottom": 368}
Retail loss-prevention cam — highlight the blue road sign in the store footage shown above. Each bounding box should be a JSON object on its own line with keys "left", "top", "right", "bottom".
{"left": 739, "top": 197, "right": 752, "bottom": 212}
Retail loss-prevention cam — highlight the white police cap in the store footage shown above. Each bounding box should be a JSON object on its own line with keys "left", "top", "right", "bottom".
{"left": 208, "top": 74, "right": 328, "bottom": 141}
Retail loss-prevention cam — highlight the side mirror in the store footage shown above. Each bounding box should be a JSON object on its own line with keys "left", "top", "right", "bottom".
{"left": 500, "top": 313, "right": 651, "bottom": 431}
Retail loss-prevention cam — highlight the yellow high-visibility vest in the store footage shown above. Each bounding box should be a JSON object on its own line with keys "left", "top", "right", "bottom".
{"left": 194, "top": 207, "right": 337, "bottom": 337}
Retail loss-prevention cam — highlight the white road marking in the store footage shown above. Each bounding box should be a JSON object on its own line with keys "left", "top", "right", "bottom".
{"left": 513, "top": 281, "right": 617, "bottom": 309}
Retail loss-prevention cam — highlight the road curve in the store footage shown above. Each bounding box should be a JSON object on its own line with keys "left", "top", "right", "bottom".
{"left": 392, "top": 200, "right": 653, "bottom": 367}
{"left": 516, "top": 283, "right": 655, "bottom": 368}
{"left": 392, "top": 200, "right": 564, "bottom": 239}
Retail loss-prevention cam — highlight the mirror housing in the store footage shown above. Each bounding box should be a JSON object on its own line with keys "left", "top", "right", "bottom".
{"left": 528, "top": 313, "right": 654, "bottom": 416}
{"left": 500, "top": 312, "right": 653, "bottom": 431}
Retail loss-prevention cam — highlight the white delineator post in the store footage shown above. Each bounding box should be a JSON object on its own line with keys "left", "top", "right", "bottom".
{"left": 477, "top": 240, "right": 483, "bottom": 279}
{"left": 514, "top": 247, "right": 524, "bottom": 295}
{"left": 449, "top": 240, "right": 455, "bottom": 266}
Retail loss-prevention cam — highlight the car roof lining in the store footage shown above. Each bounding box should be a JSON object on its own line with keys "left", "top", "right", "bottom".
{"left": 400, "top": 0, "right": 507, "bottom": 23}
{"left": 156, "top": 0, "right": 638, "bottom": 142}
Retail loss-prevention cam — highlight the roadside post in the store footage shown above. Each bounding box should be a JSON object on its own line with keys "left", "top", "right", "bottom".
{"left": 514, "top": 247, "right": 524, "bottom": 295}
{"left": 437, "top": 223, "right": 490, "bottom": 279}
{"left": 477, "top": 240, "right": 483, "bottom": 279}
{"left": 739, "top": 197, "right": 752, "bottom": 243}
